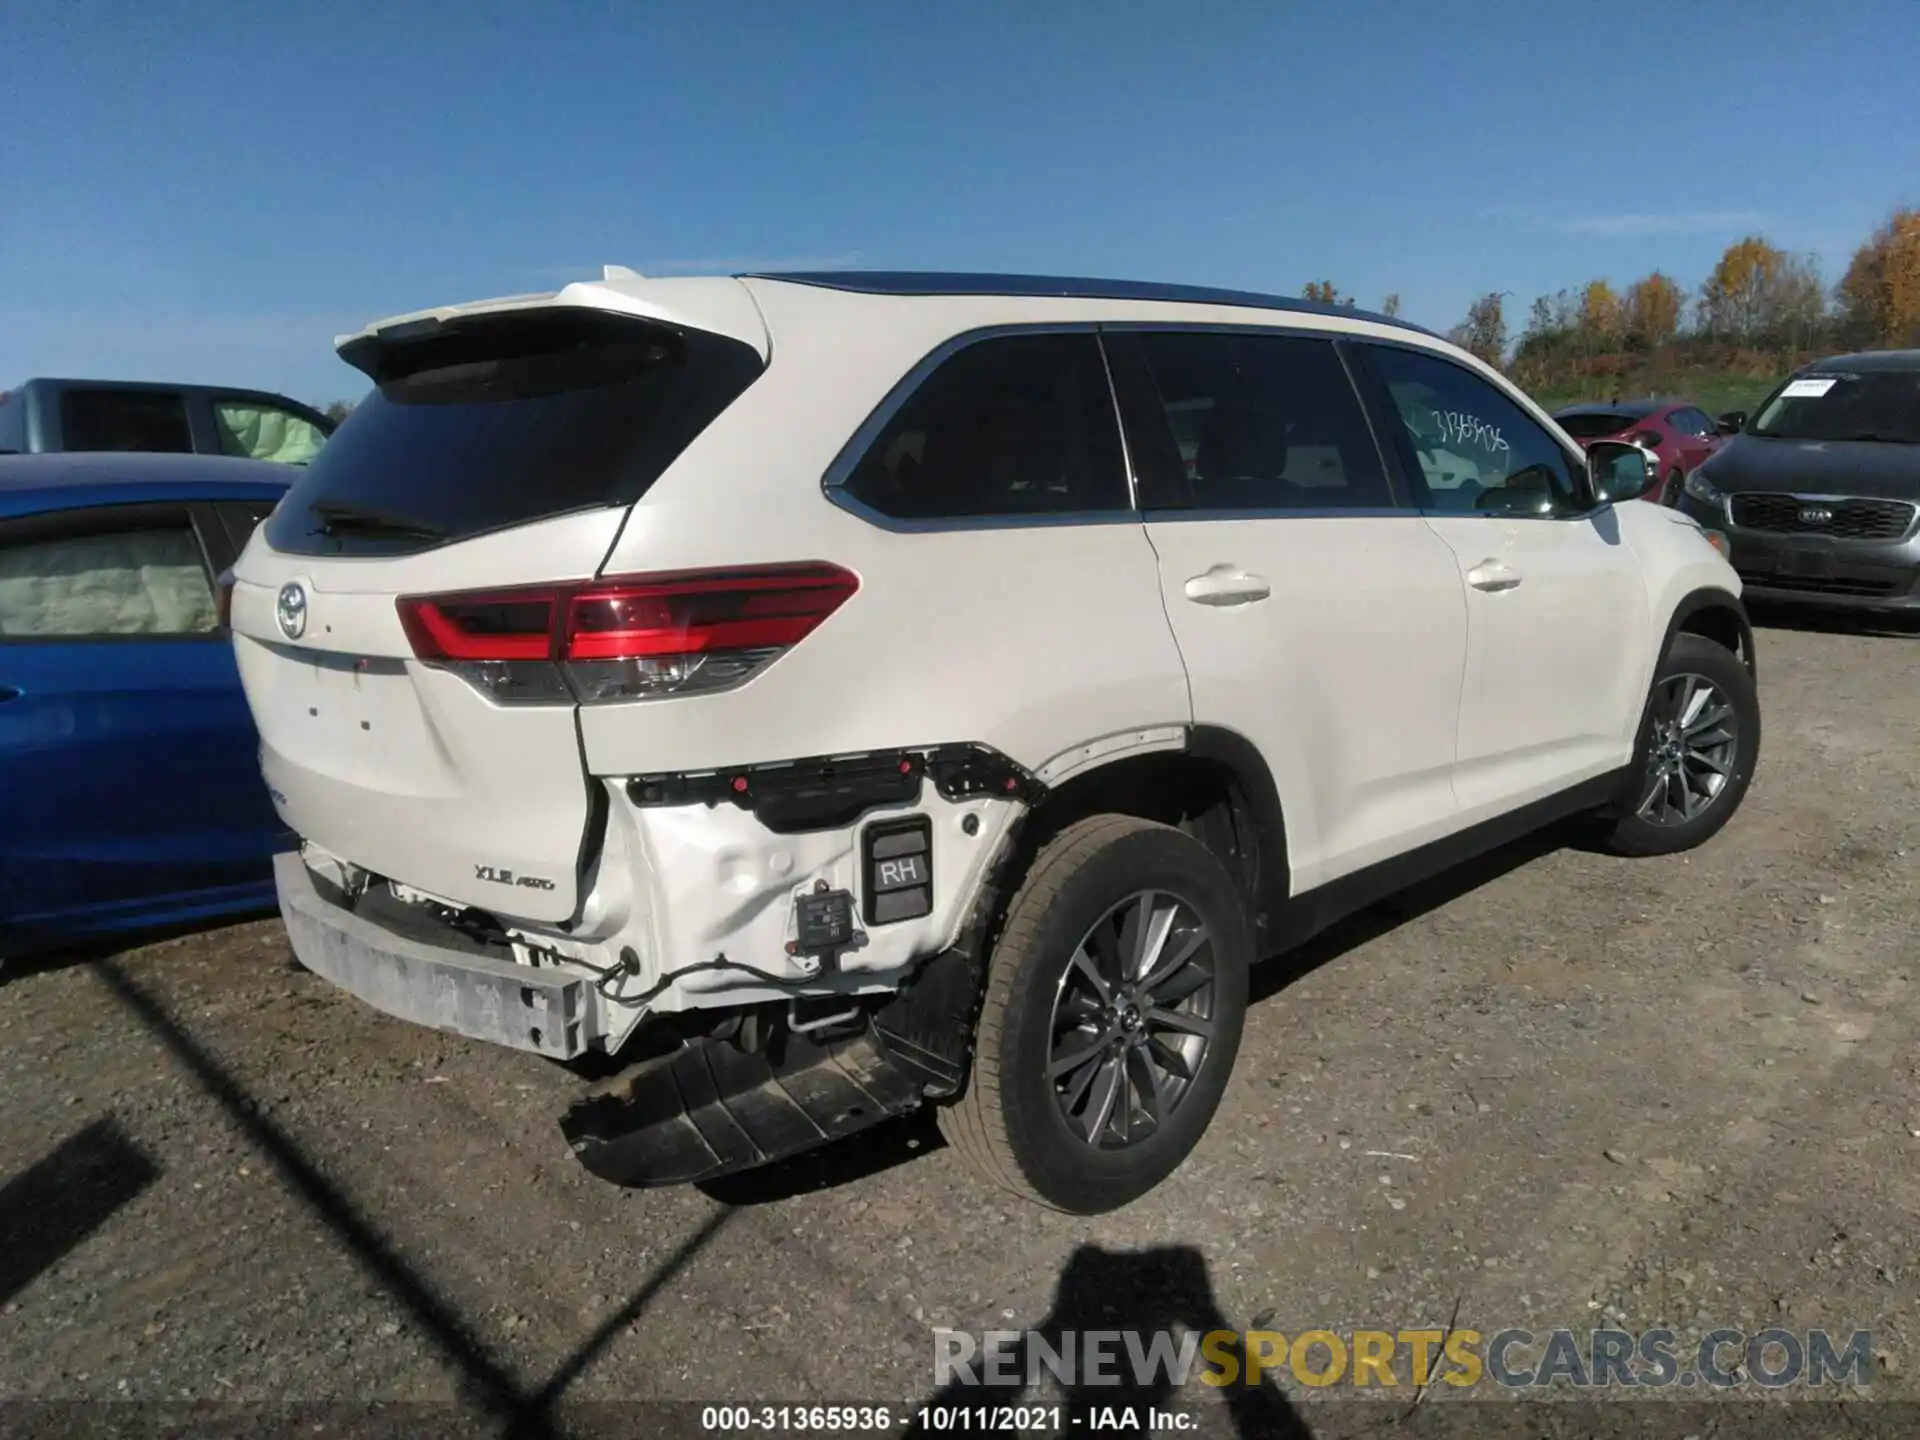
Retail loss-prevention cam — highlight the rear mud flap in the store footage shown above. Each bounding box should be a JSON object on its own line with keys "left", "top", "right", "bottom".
{"left": 559, "top": 1024, "right": 930, "bottom": 1186}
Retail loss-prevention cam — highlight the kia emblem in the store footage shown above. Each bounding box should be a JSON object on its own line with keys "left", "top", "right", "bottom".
{"left": 276, "top": 581, "right": 309, "bottom": 640}
{"left": 1798, "top": 506, "right": 1833, "bottom": 525}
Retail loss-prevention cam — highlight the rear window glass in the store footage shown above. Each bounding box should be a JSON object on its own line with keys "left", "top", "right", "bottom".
{"left": 1554, "top": 412, "right": 1634, "bottom": 440}
{"left": 265, "top": 310, "right": 763, "bottom": 556}
{"left": 838, "top": 333, "right": 1127, "bottom": 520}
{"left": 60, "top": 390, "right": 193, "bottom": 453}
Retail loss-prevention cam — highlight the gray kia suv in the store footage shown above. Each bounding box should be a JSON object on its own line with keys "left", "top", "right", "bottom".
{"left": 1676, "top": 350, "right": 1920, "bottom": 614}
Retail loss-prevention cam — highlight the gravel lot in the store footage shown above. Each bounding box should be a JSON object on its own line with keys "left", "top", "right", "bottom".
{"left": 3, "top": 608, "right": 1916, "bottom": 1438}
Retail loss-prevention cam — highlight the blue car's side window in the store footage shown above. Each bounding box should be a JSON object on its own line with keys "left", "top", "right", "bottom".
{"left": 0, "top": 522, "right": 219, "bottom": 638}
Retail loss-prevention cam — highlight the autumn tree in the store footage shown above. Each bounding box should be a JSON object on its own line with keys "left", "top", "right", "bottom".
{"left": 1380, "top": 293, "right": 1402, "bottom": 318}
{"left": 1695, "top": 236, "right": 1827, "bottom": 344}
{"left": 1302, "top": 280, "right": 1342, "bottom": 305}
{"left": 1623, "top": 271, "right": 1684, "bottom": 348}
{"left": 1579, "top": 280, "right": 1624, "bottom": 344}
{"left": 1456, "top": 291, "right": 1507, "bottom": 366}
{"left": 323, "top": 400, "right": 354, "bottom": 424}
{"left": 1838, "top": 206, "right": 1920, "bottom": 345}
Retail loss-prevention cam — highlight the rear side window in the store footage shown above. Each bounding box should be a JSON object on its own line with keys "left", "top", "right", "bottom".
{"left": 216, "top": 497, "right": 282, "bottom": 557}
{"left": 60, "top": 390, "right": 193, "bottom": 453}
{"left": 1554, "top": 412, "right": 1634, "bottom": 440}
{"left": 1669, "top": 407, "right": 1715, "bottom": 437}
{"left": 0, "top": 523, "right": 217, "bottom": 638}
{"left": 214, "top": 401, "right": 329, "bottom": 465}
{"left": 265, "top": 310, "right": 764, "bottom": 556}
{"left": 838, "top": 333, "right": 1128, "bottom": 521}
{"left": 1107, "top": 331, "right": 1392, "bottom": 511}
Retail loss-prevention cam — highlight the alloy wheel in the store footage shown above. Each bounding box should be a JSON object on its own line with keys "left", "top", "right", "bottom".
{"left": 1047, "top": 889, "right": 1216, "bottom": 1149}
{"left": 1636, "top": 671, "right": 1738, "bottom": 826}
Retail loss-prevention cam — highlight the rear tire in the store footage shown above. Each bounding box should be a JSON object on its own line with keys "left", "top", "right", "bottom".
{"left": 938, "top": 815, "right": 1250, "bottom": 1213}
{"left": 1600, "top": 633, "right": 1759, "bottom": 857}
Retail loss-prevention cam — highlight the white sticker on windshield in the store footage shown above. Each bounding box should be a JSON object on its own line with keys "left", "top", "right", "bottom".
{"left": 1781, "top": 377, "right": 1837, "bottom": 398}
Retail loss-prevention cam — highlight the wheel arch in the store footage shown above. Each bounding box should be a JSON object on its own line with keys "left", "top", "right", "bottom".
{"left": 1664, "top": 585, "right": 1756, "bottom": 682}
{"left": 1003, "top": 724, "right": 1291, "bottom": 949}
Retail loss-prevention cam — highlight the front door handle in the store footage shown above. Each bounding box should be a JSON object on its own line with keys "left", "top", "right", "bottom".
{"left": 1465, "top": 560, "right": 1522, "bottom": 593}
{"left": 1184, "top": 566, "right": 1272, "bottom": 606}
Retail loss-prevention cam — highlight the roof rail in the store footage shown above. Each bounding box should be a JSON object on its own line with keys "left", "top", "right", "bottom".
{"left": 743, "top": 270, "right": 1438, "bottom": 338}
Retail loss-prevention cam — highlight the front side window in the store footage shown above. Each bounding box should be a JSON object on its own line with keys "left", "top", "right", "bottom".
{"left": 0, "top": 522, "right": 217, "bottom": 638}
{"left": 1748, "top": 370, "right": 1920, "bottom": 444}
{"left": 1363, "top": 346, "right": 1584, "bottom": 516}
{"left": 839, "top": 333, "right": 1127, "bottom": 520}
{"left": 59, "top": 390, "right": 193, "bottom": 453}
{"left": 214, "top": 401, "right": 329, "bottom": 465}
{"left": 1109, "top": 331, "right": 1392, "bottom": 511}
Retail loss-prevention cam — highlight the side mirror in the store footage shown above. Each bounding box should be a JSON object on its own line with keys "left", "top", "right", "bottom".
{"left": 1715, "top": 410, "right": 1746, "bottom": 436}
{"left": 1587, "top": 439, "right": 1658, "bottom": 504}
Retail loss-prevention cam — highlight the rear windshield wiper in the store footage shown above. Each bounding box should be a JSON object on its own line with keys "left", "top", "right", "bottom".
{"left": 306, "top": 501, "right": 447, "bottom": 541}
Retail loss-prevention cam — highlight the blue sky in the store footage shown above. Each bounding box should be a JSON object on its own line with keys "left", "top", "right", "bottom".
{"left": 3, "top": 0, "right": 1916, "bottom": 406}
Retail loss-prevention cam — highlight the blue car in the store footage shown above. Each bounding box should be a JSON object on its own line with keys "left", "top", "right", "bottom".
{"left": 1, "top": 452, "right": 294, "bottom": 957}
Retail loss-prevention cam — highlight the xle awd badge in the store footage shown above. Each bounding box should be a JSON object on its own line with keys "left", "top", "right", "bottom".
{"left": 476, "top": 864, "right": 557, "bottom": 891}
{"left": 276, "top": 581, "right": 308, "bottom": 640}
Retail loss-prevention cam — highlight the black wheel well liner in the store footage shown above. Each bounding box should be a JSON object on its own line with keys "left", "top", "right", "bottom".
{"left": 1664, "top": 586, "right": 1755, "bottom": 682}
{"left": 1005, "top": 726, "right": 1292, "bottom": 947}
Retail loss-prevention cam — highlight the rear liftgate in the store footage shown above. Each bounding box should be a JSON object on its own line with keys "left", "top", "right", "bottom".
{"left": 559, "top": 744, "right": 1044, "bottom": 1185}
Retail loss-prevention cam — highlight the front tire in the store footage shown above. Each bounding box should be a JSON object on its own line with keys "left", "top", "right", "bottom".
{"left": 1600, "top": 633, "right": 1759, "bottom": 857}
{"left": 939, "top": 815, "right": 1251, "bottom": 1213}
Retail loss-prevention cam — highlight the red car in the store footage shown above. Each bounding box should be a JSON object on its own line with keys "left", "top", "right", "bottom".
{"left": 1550, "top": 399, "right": 1729, "bottom": 505}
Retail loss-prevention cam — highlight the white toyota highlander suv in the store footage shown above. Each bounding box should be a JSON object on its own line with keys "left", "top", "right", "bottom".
{"left": 227, "top": 269, "right": 1760, "bottom": 1213}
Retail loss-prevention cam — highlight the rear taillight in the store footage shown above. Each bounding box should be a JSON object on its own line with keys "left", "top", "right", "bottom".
{"left": 396, "top": 563, "right": 859, "bottom": 706}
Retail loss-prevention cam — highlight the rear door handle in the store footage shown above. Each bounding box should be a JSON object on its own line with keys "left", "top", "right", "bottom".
{"left": 1465, "top": 560, "right": 1522, "bottom": 593}
{"left": 1183, "top": 566, "right": 1272, "bottom": 606}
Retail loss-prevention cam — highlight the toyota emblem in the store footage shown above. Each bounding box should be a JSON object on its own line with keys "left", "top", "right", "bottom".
{"left": 276, "top": 581, "right": 309, "bottom": 640}
{"left": 1798, "top": 506, "right": 1833, "bottom": 525}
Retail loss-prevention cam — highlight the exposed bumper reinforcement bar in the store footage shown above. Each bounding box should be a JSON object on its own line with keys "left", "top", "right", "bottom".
{"left": 275, "top": 852, "right": 599, "bottom": 1060}
{"left": 559, "top": 1024, "right": 928, "bottom": 1185}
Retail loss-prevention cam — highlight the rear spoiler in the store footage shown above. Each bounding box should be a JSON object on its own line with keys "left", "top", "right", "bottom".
{"left": 333, "top": 273, "right": 771, "bottom": 378}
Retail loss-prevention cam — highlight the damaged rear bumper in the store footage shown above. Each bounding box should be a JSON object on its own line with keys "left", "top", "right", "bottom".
{"left": 276, "top": 851, "right": 605, "bottom": 1060}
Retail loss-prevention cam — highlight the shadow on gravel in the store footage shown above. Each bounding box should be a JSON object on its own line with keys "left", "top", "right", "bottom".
{"left": 1250, "top": 821, "right": 1579, "bottom": 1006}
{"left": 0, "top": 1116, "right": 160, "bottom": 1307}
{"left": 695, "top": 1106, "right": 947, "bottom": 1206}
{"left": 90, "top": 954, "right": 736, "bottom": 1439}
{"left": 905, "top": 1243, "right": 1309, "bottom": 1439}
{"left": 0, "top": 912, "right": 277, "bottom": 986}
